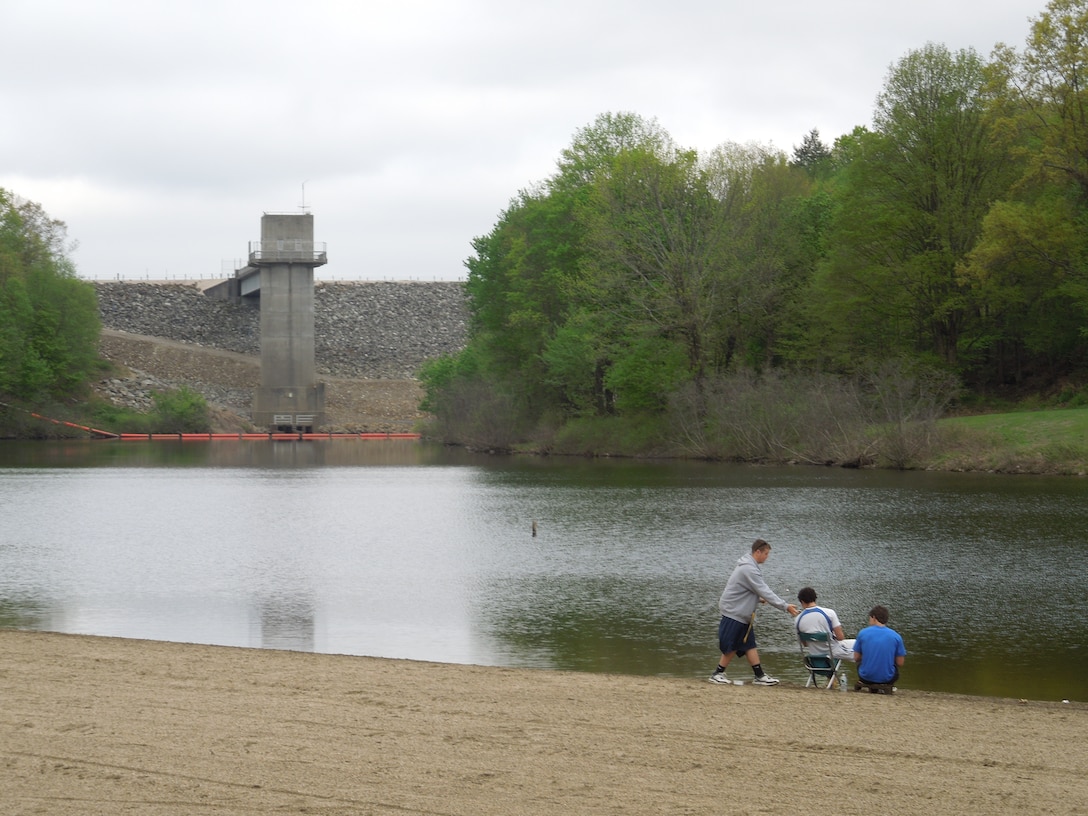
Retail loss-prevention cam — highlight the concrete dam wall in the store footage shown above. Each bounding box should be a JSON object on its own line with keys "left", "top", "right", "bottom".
{"left": 94, "top": 280, "right": 469, "bottom": 381}
{"left": 92, "top": 281, "right": 469, "bottom": 432}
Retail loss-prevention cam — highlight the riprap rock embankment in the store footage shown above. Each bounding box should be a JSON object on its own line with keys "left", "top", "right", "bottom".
{"left": 93, "top": 280, "right": 469, "bottom": 431}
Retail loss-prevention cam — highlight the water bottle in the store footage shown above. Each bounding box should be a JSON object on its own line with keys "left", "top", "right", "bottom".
{"left": 839, "top": 672, "right": 847, "bottom": 692}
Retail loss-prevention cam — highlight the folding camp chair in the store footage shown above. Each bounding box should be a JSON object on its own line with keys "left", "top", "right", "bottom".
{"left": 798, "top": 630, "right": 842, "bottom": 689}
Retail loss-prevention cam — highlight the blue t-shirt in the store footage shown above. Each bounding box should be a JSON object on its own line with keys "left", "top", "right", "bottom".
{"left": 854, "top": 625, "right": 906, "bottom": 683}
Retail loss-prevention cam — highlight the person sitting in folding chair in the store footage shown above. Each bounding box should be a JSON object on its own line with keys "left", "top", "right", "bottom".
{"left": 795, "top": 587, "right": 856, "bottom": 688}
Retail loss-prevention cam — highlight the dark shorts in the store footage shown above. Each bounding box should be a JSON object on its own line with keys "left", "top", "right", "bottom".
{"left": 858, "top": 668, "right": 900, "bottom": 687}
{"left": 718, "top": 615, "right": 756, "bottom": 656}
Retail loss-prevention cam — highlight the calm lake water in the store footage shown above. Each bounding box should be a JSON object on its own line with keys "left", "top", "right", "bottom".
{"left": 1, "top": 439, "right": 1085, "bottom": 702}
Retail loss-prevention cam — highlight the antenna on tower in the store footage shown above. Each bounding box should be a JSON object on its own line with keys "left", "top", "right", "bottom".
{"left": 300, "top": 180, "right": 310, "bottom": 212}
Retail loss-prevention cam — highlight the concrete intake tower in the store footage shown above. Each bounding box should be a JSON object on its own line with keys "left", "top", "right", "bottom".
{"left": 245, "top": 212, "right": 327, "bottom": 431}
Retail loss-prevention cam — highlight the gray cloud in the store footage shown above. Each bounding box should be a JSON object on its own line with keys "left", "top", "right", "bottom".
{"left": 1, "top": 0, "right": 1042, "bottom": 280}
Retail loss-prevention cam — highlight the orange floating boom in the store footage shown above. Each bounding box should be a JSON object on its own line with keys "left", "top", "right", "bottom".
{"left": 115, "top": 432, "right": 421, "bottom": 441}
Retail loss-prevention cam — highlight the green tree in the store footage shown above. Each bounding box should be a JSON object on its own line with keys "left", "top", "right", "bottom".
{"left": 964, "top": 0, "right": 1088, "bottom": 385}
{"left": 438, "top": 113, "right": 678, "bottom": 441}
{"left": 0, "top": 190, "right": 100, "bottom": 406}
{"left": 988, "top": 0, "right": 1088, "bottom": 201}
{"left": 576, "top": 136, "right": 821, "bottom": 416}
{"left": 810, "top": 44, "right": 1013, "bottom": 371}
{"left": 430, "top": 112, "right": 831, "bottom": 443}
{"left": 462, "top": 184, "right": 585, "bottom": 426}
{"left": 704, "top": 143, "right": 820, "bottom": 371}
{"left": 580, "top": 144, "right": 727, "bottom": 391}
{"left": 790, "top": 128, "right": 832, "bottom": 178}
{"left": 540, "top": 308, "right": 610, "bottom": 416}
{"left": 550, "top": 111, "right": 674, "bottom": 194}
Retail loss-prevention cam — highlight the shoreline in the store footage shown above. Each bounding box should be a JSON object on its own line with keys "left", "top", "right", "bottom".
{"left": 3, "top": 630, "right": 1085, "bottom": 815}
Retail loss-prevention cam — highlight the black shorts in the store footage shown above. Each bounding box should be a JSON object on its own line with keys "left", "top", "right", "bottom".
{"left": 718, "top": 615, "right": 756, "bottom": 655}
{"left": 858, "top": 669, "right": 899, "bottom": 687}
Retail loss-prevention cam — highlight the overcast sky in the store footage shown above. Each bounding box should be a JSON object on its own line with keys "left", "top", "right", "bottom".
{"left": 2, "top": 0, "right": 1046, "bottom": 282}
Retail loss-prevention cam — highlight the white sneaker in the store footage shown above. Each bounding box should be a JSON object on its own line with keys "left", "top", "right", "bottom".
{"left": 753, "top": 674, "right": 780, "bottom": 686}
{"left": 708, "top": 673, "right": 733, "bottom": 685}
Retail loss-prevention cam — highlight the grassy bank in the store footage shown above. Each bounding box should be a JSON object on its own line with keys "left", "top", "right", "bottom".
{"left": 928, "top": 407, "right": 1088, "bottom": 475}
{"left": 526, "top": 405, "right": 1088, "bottom": 476}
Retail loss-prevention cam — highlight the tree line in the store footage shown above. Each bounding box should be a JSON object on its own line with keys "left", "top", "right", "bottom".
{"left": 421, "top": 0, "right": 1088, "bottom": 462}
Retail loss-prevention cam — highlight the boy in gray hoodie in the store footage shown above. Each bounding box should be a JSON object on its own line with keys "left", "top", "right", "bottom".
{"left": 709, "top": 539, "right": 797, "bottom": 686}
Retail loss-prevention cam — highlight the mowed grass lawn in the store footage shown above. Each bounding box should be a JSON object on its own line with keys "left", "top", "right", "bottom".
{"left": 933, "top": 406, "right": 1088, "bottom": 475}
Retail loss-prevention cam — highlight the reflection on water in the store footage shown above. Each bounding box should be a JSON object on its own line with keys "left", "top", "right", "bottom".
{"left": 1, "top": 439, "right": 1086, "bottom": 702}
{"left": 254, "top": 595, "right": 315, "bottom": 652}
{"left": 9, "top": 437, "right": 460, "bottom": 468}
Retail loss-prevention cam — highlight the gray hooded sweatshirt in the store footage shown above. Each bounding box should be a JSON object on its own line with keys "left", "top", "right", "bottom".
{"left": 718, "top": 552, "right": 790, "bottom": 623}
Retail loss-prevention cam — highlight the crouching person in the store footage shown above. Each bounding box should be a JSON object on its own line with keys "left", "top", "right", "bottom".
{"left": 852, "top": 605, "right": 906, "bottom": 693}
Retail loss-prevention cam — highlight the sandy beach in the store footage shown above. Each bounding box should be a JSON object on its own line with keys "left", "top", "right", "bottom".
{"left": 2, "top": 630, "right": 1085, "bottom": 815}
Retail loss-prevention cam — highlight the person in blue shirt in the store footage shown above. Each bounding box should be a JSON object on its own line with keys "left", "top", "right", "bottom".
{"left": 852, "top": 605, "right": 906, "bottom": 693}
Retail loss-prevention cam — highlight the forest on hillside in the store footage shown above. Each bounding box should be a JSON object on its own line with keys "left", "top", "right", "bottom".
{"left": 421, "top": 0, "right": 1088, "bottom": 462}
